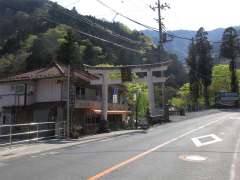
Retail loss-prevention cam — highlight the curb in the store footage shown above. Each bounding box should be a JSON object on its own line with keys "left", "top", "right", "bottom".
{"left": 0, "top": 130, "right": 144, "bottom": 161}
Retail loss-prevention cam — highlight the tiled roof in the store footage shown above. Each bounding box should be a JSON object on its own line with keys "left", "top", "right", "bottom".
{"left": 0, "top": 63, "right": 98, "bottom": 83}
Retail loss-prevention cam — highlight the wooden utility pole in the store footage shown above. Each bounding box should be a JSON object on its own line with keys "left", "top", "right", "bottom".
{"left": 157, "top": 0, "right": 163, "bottom": 51}
{"left": 157, "top": 0, "right": 165, "bottom": 110}
{"left": 150, "top": 0, "right": 170, "bottom": 115}
{"left": 67, "top": 64, "right": 70, "bottom": 138}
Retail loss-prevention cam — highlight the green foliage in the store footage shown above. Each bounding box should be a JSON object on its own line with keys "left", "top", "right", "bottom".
{"left": 186, "top": 27, "right": 213, "bottom": 108}
{"left": 125, "top": 83, "right": 148, "bottom": 117}
{"left": 171, "top": 64, "right": 240, "bottom": 108}
{"left": 186, "top": 39, "right": 199, "bottom": 105}
{"left": 0, "top": 0, "right": 187, "bottom": 107}
{"left": 20, "top": 34, "right": 38, "bottom": 51}
{"left": 170, "top": 83, "right": 190, "bottom": 108}
{"left": 57, "top": 30, "right": 83, "bottom": 65}
{"left": 210, "top": 64, "right": 231, "bottom": 92}
{"left": 26, "top": 25, "right": 69, "bottom": 70}
{"left": 221, "top": 27, "right": 240, "bottom": 60}
{"left": 220, "top": 27, "right": 240, "bottom": 93}
{"left": 95, "top": 64, "right": 121, "bottom": 80}
{"left": 0, "top": 51, "right": 29, "bottom": 76}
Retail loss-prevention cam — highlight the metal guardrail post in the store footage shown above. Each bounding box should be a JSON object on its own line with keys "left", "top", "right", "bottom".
{"left": 28, "top": 126, "right": 30, "bottom": 143}
{"left": 36, "top": 123, "right": 39, "bottom": 142}
{"left": 0, "top": 121, "right": 60, "bottom": 147}
{"left": 58, "top": 122, "right": 60, "bottom": 139}
{"left": 9, "top": 125, "right": 12, "bottom": 149}
{"left": 64, "top": 121, "right": 66, "bottom": 138}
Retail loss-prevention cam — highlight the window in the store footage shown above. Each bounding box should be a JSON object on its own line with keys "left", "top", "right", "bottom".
{"left": 76, "top": 87, "right": 80, "bottom": 98}
{"left": 81, "top": 88, "right": 85, "bottom": 96}
{"left": 2, "top": 115, "right": 6, "bottom": 125}
{"left": 76, "top": 87, "right": 85, "bottom": 99}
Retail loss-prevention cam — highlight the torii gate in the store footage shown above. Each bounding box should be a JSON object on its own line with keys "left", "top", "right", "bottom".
{"left": 84, "top": 61, "right": 170, "bottom": 132}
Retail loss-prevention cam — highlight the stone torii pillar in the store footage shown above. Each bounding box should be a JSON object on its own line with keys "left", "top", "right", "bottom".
{"left": 146, "top": 70, "right": 156, "bottom": 116}
{"left": 84, "top": 61, "right": 170, "bottom": 132}
{"left": 83, "top": 67, "right": 120, "bottom": 132}
{"left": 101, "top": 72, "right": 108, "bottom": 125}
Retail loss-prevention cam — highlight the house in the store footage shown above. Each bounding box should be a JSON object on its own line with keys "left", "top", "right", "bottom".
{"left": 0, "top": 63, "right": 130, "bottom": 138}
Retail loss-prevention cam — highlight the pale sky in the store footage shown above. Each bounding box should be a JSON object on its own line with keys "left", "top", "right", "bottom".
{"left": 51, "top": 0, "right": 240, "bottom": 31}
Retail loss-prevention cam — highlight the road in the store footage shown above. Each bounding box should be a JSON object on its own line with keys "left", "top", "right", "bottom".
{"left": 0, "top": 109, "right": 240, "bottom": 180}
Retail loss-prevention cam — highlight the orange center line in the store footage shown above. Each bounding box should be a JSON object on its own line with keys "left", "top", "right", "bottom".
{"left": 87, "top": 142, "right": 169, "bottom": 180}
{"left": 87, "top": 118, "right": 224, "bottom": 180}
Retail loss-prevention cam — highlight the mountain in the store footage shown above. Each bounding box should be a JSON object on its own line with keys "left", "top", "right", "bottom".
{"left": 0, "top": 0, "right": 155, "bottom": 71}
{"left": 0, "top": 0, "right": 188, "bottom": 88}
{"left": 142, "top": 28, "right": 237, "bottom": 62}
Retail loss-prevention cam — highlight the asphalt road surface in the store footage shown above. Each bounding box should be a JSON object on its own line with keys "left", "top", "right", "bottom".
{"left": 0, "top": 109, "right": 240, "bottom": 180}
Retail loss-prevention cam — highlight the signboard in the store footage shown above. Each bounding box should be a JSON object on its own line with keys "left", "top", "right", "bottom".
{"left": 15, "top": 84, "right": 26, "bottom": 95}
{"left": 220, "top": 92, "right": 239, "bottom": 101}
{"left": 112, "top": 88, "right": 118, "bottom": 104}
{"left": 215, "top": 92, "right": 239, "bottom": 107}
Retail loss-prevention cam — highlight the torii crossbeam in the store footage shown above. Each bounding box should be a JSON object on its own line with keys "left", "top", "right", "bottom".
{"left": 84, "top": 61, "right": 171, "bottom": 132}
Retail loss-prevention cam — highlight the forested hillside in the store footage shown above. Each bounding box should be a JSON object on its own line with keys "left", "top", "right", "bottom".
{"left": 143, "top": 27, "right": 240, "bottom": 62}
{"left": 0, "top": 0, "right": 187, "bottom": 88}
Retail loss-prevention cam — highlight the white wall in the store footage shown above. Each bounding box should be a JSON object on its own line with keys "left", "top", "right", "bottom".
{"left": 0, "top": 84, "right": 17, "bottom": 108}
{"left": 36, "top": 79, "right": 62, "bottom": 103}
{"left": 0, "top": 79, "right": 62, "bottom": 113}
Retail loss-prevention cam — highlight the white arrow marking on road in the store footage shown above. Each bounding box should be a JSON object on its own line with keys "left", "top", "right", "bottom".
{"left": 192, "top": 134, "right": 222, "bottom": 147}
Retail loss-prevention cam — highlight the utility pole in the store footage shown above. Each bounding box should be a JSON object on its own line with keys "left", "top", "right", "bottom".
{"left": 157, "top": 0, "right": 165, "bottom": 111}
{"left": 67, "top": 64, "right": 70, "bottom": 138}
{"left": 150, "top": 0, "right": 170, "bottom": 116}
{"left": 157, "top": 0, "right": 163, "bottom": 51}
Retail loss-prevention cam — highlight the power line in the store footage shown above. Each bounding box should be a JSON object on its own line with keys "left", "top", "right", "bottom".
{"left": 164, "top": 30, "right": 222, "bottom": 44}
{"left": 57, "top": 0, "right": 223, "bottom": 45}
{"left": 95, "top": 0, "right": 223, "bottom": 44}
{"left": 95, "top": 0, "right": 159, "bottom": 31}
{"left": 46, "top": 2, "right": 149, "bottom": 46}
{"left": 0, "top": 2, "right": 160, "bottom": 57}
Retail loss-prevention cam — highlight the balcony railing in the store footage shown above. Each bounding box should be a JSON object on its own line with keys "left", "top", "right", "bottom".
{"left": 74, "top": 99, "right": 128, "bottom": 111}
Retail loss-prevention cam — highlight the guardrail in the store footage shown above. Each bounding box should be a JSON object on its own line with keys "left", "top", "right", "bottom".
{"left": 0, "top": 121, "right": 66, "bottom": 148}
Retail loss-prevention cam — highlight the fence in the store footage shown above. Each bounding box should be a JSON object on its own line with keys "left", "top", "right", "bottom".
{"left": 0, "top": 121, "right": 66, "bottom": 148}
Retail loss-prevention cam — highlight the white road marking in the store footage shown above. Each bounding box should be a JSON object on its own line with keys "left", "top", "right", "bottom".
{"left": 191, "top": 134, "right": 222, "bottom": 147}
{"left": 229, "top": 132, "right": 240, "bottom": 180}
{"left": 229, "top": 117, "right": 240, "bottom": 120}
{"left": 40, "top": 151, "right": 60, "bottom": 156}
{"left": 88, "top": 114, "right": 234, "bottom": 180}
{"left": 99, "top": 138, "right": 114, "bottom": 142}
{"left": 180, "top": 155, "right": 207, "bottom": 162}
{"left": 31, "top": 156, "right": 38, "bottom": 158}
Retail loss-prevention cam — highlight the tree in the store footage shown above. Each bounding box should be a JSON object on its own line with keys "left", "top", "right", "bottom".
{"left": 57, "top": 30, "right": 82, "bottom": 65}
{"left": 210, "top": 65, "right": 231, "bottom": 93}
{"left": 26, "top": 25, "right": 68, "bottom": 70}
{"left": 186, "top": 39, "right": 200, "bottom": 108}
{"left": 195, "top": 27, "right": 213, "bottom": 108}
{"left": 220, "top": 27, "right": 240, "bottom": 93}
{"left": 170, "top": 83, "right": 191, "bottom": 108}
{"left": 125, "top": 83, "right": 148, "bottom": 118}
